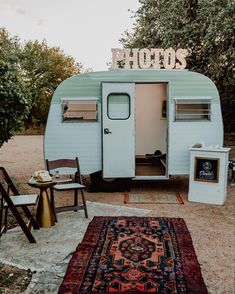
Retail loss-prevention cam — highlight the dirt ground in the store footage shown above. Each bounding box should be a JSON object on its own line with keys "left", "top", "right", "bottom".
{"left": 0, "top": 135, "right": 234, "bottom": 293}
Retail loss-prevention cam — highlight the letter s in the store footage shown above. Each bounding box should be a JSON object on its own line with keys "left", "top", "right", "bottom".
{"left": 175, "top": 49, "right": 188, "bottom": 69}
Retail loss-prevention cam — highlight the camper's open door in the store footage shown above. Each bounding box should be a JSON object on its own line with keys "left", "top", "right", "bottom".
{"left": 102, "top": 82, "right": 135, "bottom": 178}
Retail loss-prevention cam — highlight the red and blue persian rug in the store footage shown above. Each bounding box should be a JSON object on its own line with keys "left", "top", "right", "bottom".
{"left": 59, "top": 217, "right": 208, "bottom": 293}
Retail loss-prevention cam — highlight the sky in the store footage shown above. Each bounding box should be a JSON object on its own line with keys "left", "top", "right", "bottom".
{"left": 0, "top": 0, "right": 140, "bottom": 71}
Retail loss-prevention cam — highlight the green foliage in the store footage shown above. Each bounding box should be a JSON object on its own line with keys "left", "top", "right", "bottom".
{"left": 21, "top": 40, "right": 81, "bottom": 125}
{"left": 0, "top": 29, "right": 30, "bottom": 147}
{"left": 0, "top": 28, "right": 83, "bottom": 145}
{"left": 121, "top": 0, "right": 235, "bottom": 132}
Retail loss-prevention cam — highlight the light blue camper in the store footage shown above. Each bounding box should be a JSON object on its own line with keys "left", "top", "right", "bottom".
{"left": 44, "top": 69, "right": 223, "bottom": 182}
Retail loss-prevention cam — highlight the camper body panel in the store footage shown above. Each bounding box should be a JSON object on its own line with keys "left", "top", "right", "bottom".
{"left": 45, "top": 103, "right": 102, "bottom": 174}
{"left": 44, "top": 69, "right": 223, "bottom": 177}
{"left": 167, "top": 74, "right": 223, "bottom": 174}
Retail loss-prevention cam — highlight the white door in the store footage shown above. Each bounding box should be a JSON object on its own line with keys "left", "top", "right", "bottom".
{"left": 102, "top": 83, "right": 135, "bottom": 178}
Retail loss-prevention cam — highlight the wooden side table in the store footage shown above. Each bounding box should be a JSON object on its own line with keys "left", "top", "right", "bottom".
{"left": 28, "top": 179, "right": 56, "bottom": 228}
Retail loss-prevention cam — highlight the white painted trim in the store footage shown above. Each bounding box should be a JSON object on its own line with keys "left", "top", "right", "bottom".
{"left": 173, "top": 96, "right": 212, "bottom": 101}
{"left": 60, "top": 97, "right": 99, "bottom": 101}
{"left": 189, "top": 147, "right": 231, "bottom": 153}
{"left": 134, "top": 175, "right": 169, "bottom": 180}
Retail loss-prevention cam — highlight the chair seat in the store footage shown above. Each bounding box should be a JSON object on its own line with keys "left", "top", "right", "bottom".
{"left": 54, "top": 179, "right": 73, "bottom": 184}
{"left": 53, "top": 183, "right": 85, "bottom": 191}
{"left": 4, "top": 194, "right": 38, "bottom": 207}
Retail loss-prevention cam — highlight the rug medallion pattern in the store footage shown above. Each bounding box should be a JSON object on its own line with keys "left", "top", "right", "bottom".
{"left": 59, "top": 217, "right": 208, "bottom": 293}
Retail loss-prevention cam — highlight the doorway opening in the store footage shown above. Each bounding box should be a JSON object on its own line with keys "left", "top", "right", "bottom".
{"left": 135, "top": 83, "right": 168, "bottom": 177}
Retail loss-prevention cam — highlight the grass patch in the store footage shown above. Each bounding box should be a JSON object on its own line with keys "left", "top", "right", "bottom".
{"left": 16, "top": 125, "right": 45, "bottom": 136}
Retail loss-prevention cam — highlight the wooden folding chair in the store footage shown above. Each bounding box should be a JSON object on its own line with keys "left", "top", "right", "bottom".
{"left": 0, "top": 167, "right": 39, "bottom": 243}
{"left": 46, "top": 157, "right": 88, "bottom": 222}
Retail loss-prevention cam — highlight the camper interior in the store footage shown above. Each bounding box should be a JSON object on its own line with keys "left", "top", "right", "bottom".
{"left": 135, "top": 83, "right": 167, "bottom": 178}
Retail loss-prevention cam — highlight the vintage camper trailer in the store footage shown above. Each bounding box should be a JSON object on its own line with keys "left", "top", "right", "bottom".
{"left": 44, "top": 69, "right": 223, "bottom": 183}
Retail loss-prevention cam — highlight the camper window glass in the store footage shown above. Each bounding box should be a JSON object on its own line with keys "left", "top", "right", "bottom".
{"left": 107, "top": 93, "right": 130, "bottom": 120}
{"left": 175, "top": 99, "right": 211, "bottom": 121}
{"left": 62, "top": 100, "right": 97, "bottom": 122}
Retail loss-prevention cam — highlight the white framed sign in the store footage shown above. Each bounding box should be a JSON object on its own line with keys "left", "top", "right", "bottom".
{"left": 111, "top": 48, "right": 188, "bottom": 70}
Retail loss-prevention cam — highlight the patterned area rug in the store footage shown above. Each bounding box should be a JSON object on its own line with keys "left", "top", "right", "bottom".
{"left": 59, "top": 217, "right": 207, "bottom": 293}
{"left": 124, "top": 192, "right": 184, "bottom": 204}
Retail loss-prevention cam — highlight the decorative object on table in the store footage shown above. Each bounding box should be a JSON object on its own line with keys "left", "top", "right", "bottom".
{"left": 124, "top": 191, "right": 183, "bottom": 204}
{"left": 46, "top": 157, "right": 88, "bottom": 222}
{"left": 59, "top": 216, "right": 208, "bottom": 293}
{"left": 0, "top": 167, "right": 39, "bottom": 243}
{"left": 32, "top": 170, "right": 52, "bottom": 182}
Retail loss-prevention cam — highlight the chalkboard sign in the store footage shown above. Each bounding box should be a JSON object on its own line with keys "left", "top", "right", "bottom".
{"left": 194, "top": 157, "right": 219, "bottom": 183}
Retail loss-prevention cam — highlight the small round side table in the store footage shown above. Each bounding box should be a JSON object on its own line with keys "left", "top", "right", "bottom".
{"left": 28, "top": 179, "right": 56, "bottom": 228}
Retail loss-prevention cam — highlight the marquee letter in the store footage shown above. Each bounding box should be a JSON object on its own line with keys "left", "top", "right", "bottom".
{"left": 124, "top": 49, "right": 139, "bottom": 69}
{"left": 139, "top": 48, "right": 151, "bottom": 69}
{"left": 163, "top": 48, "right": 176, "bottom": 69}
{"left": 151, "top": 48, "right": 164, "bottom": 69}
{"left": 175, "top": 49, "right": 188, "bottom": 69}
{"left": 111, "top": 48, "right": 124, "bottom": 69}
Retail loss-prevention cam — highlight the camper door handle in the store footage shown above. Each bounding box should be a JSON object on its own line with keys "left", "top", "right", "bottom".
{"left": 104, "top": 128, "right": 112, "bottom": 134}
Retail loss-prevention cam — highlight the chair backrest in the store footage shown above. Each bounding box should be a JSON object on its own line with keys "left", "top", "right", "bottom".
{"left": 46, "top": 157, "right": 83, "bottom": 184}
{"left": 0, "top": 167, "right": 19, "bottom": 196}
{"left": 0, "top": 167, "right": 21, "bottom": 212}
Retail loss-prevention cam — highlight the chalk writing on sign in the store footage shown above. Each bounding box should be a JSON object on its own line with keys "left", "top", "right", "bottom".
{"left": 194, "top": 157, "right": 219, "bottom": 183}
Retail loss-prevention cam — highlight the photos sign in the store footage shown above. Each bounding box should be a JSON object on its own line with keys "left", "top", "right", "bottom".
{"left": 111, "top": 48, "right": 188, "bottom": 70}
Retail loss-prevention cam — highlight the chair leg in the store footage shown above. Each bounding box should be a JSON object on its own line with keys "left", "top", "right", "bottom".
{"left": 50, "top": 189, "right": 57, "bottom": 223}
{"left": 3, "top": 207, "right": 8, "bottom": 233}
{"left": 21, "top": 206, "right": 39, "bottom": 230}
{"left": 8, "top": 204, "right": 36, "bottom": 243}
{"left": 74, "top": 189, "right": 78, "bottom": 212}
{"left": 0, "top": 207, "right": 5, "bottom": 236}
{"left": 81, "top": 189, "right": 88, "bottom": 218}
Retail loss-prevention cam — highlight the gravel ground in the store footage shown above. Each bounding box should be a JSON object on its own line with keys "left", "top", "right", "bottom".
{"left": 0, "top": 135, "right": 234, "bottom": 293}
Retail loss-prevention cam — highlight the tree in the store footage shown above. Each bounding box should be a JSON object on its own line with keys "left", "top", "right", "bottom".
{"left": 0, "top": 28, "right": 83, "bottom": 143}
{"left": 21, "top": 40, "right": 82, "bottom": 126}
{"left": 121, "top": 0, "right": 235, "bottom": 132}
{"left": 0, "top": 29, "right": 30, "bottom": 147}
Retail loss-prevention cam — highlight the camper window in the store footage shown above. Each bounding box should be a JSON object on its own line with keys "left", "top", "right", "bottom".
{"left": 62, "top": 100, "right": 97, "bottom": 122}
{"left": 175, "top": 99, "right": 211, "bottom": 121}
{"left": 108, "top": 93, "right": 130, "bottom": 120}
